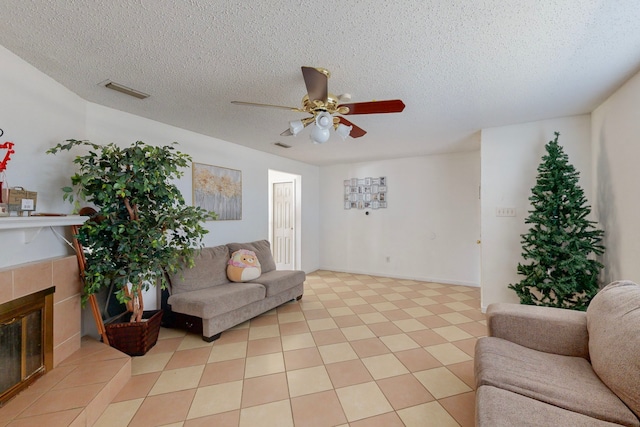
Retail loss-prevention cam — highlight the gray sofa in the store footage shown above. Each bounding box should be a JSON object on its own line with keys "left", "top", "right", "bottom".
{"left": 163, "top": 240, "right": 305, "bottom": 342}
{"left": 475, "top": 280, "right": 640, "bottom": 426}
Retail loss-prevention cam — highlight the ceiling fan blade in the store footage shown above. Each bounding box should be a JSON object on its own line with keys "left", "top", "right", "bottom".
{"left": 231, "top": 101, "right": 302, "bottom": 112}
{"left": 338, "top": 99, "right": 405, "bottom": 115}
{"left": 280, "top": 129, "right": 294, "bottom": 136}
{"left": 338, "top": 117, "right": 367, "bottom": 138}
{"left": 301, "top": 66, "right": 328, "bottom": 103}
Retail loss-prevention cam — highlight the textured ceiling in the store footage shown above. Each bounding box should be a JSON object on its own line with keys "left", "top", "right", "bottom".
{"left": 1, "top": 1, "right": 640, "bottom": 165}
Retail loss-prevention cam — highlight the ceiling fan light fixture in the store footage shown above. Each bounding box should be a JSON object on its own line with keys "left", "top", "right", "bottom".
{"left": 336, "top": 123, "right": 352, "bottom": 140}
{"left": 315, "top": 111, "right": 333, "bottom": 130}
{"left": 289, "top": 120, "right": 304, "bottom": 136}
{"left": 310, "top": 125, "right": 331, "bottom": 144}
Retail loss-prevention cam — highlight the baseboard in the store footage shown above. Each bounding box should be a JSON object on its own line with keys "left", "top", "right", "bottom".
{"left": 315, "top": 267, "right": 480, "bottom": 288}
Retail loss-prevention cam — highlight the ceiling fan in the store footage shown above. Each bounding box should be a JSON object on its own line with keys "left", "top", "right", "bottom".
{"left": 231, "top": 66, "right": 405, "bottom": 144}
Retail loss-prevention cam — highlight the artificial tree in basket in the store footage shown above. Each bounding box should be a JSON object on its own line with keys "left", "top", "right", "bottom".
{"left": 48, "top": 139, "right": 213, "bottom": 325}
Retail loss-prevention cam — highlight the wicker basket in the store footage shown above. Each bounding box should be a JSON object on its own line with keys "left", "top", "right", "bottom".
{"left": 105, "top": 310, "right": 163, "bottom": 356}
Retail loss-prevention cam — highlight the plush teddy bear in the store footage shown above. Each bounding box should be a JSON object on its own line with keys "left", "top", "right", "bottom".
{"left": 227, "top": 249, "right": 262, "bottom": 282}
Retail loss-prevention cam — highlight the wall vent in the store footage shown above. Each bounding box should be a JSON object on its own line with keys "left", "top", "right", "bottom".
{"left": 274, "top": 142, "right": 291, "bottom": 149}
{"left": 102, "top": 80, "right": 150, "bottom": 99}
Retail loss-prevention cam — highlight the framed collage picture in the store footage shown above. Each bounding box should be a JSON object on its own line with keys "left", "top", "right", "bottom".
{"left": 344, "top": 176, "right": 387, "bottom": 210}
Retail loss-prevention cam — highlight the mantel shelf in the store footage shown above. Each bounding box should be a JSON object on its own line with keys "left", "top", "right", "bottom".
{"left": 0, "top": 215, "right": 89, "bottom": 230}
{"left": 0, "top": 216, "right": 89, "bottom": 243}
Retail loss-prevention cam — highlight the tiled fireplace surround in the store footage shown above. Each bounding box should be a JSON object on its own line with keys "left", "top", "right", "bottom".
{"left": 0, "top": 256, "right": 83, "bottom": 367}
{"left": 0, "top": 256, "right": 131, "bottom": 426}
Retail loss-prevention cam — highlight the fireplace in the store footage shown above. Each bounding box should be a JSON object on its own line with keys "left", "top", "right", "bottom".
{"left": 0, "top": 287, "right": 54, "bottom": 406}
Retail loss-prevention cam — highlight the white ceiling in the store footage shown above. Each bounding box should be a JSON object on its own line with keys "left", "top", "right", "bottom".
{"left": 1, "top": 1, "right": 639, "bottom": 166}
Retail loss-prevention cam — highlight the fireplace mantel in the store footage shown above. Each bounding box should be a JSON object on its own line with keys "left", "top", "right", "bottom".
{"left": 0, "top": 215, "right": 88, "bottom": 243}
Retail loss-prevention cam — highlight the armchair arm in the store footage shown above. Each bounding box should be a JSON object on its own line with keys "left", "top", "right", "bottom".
{"left": 486, "top": 303, "right": 589, "bottom": 359}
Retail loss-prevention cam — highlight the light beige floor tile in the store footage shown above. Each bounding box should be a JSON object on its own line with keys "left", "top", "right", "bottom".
{"left": 307, "top": 317, "right": 339, "bottom": 331}
{"left": 240, "top": 399, "right": 295, "bottom": 427}
{"left": 149, "top": 365, "right": 205, "bottom": 395}
{"left": 432, "top": 325, "right": 473, "bottom": 341}
{"left": 439, "top": 312, "right": 473, "bottom": 325}
{"left": 372, "top": 302, "right": 399, "bottom": 312}
{"left": 318, "top": 342, "right": 359, "bottom": 364}
{"left": 93, "top": 398, "right": 143, "bottom": 427}
{"left": 393, "top": 319, "right": 428, "bottom": 332}
{"left": 379, "top": 333, "right": 420, "bottom": 352}
{"left": 287, "top": 365, "right": 334, "bottom": 397}
{"left": 402, "top": 307, "right": 434, "bottom": 318}
{"left": 300, "top": 301, "right": 324, "bottom": 310}
{"left": 335, "top": 381, "right": 394, "bottom": 422}
{"left": 383, "top": 293, "right": 406, "bottom": 301}
{"left": 358, "top": 312, "right": 389, "bottom": 324}
{"left": 208, "top": 341, "right": 247, "bottom": 363}
{"left": 318, "top": 291, "right": 340, "bottom": 300}
{"left": 248, "top": 324, "right": 280, "bottom": 340}
{"left": 449, "top": 292, "right": 475, "bottom": 301}
{"left": 281, "top": 332, "right": 316, "bottom": 351}
{"left": 343, "top": 297, "right": 368, "bottom": 306}
{"left": 277, "top": 311, "right": 306, "bottom": 324}
{"left": 244, "top": 352, "right": 286, "bottom": 378}
{"left": 418, "top": 289, "right": 442, "bottom": 297}
{"left": 131, "top": 352, "right": 172, "bottom": 375}
{"left": 414, "top": 367, "right": 472, "bottom": 399}
{"left": 397, "top": 401, "right": 460, "bottom": 427}
{"left": 341, "top": 325, "right": 376, "bottom": 341}
{"left": 327, "top": 306, "right": 355, "bottom": 317}
{"left": 362, "top": 353, "right": 409, "bottom": 379}
{"left": 187, "top": 380, "right": 243, "bottom": 419}
{"left": 357, "top": 290, "right": 378, "bottom": 297}
{"left": 425, "top": 342, "right": 473, "bottom": 365}
{"left": 445, "top": 301, "right": 475, "bottom": 311}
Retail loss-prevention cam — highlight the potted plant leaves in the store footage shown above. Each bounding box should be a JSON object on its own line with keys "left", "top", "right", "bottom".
{"left": 48, "top": 139, "right": 213, "bottom": 355}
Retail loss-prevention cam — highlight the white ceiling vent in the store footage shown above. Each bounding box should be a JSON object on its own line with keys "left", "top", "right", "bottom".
{"left": 102, "top": 80, "right": 150, "bottom": 99}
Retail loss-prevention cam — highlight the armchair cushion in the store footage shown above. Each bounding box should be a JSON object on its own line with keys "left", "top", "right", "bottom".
{"left": 475, "top": 337, "right": 639, "bottom": 426}
{"left": 486, "top": 302, "right": 589, "bottom": 358}
{"left": 587, "top": 280, "right": 640, "bottom": 418}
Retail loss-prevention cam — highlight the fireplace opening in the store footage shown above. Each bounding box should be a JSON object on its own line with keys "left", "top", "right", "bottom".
{"left": 0, "top": 287, "right": 54, "bottom": 406}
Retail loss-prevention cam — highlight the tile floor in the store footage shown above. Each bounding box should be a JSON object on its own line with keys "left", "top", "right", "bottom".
{"left": 4, "top": 270, "right": 486, "bottom": 426}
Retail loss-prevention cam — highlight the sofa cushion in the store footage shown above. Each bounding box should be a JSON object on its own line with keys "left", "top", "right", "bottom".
{"left": 167, "top": 245, "right": 230, "bottom": 294}
{"left": 475, "top": 336, "right": 640, "bottom": 426}
{"left": 167, "top": 282, "right": 266, "bottom": 319}
{"left": 588, "top": 280, "right": 640, "bottom": 419}
{"left": 227, "top": 240, "right": 276, "bottom": 273}
{"left": 476, "top": 385, "right": 626, "bottom": 427}
{"left": 248, "top": 270, "right": 305, "bottom": 297}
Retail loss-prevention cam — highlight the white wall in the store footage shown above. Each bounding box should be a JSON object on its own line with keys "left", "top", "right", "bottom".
{"left": 0, "top": 45, "right": 87, "bottom": 268}
{"left": 319, "top": 150, "right": 481, "bottom": 286}
{"left": 592, "top": 69, "right": 640, "bottom": 284}
{"left": 480, "top": 115, "right": 593, "bottom": 310}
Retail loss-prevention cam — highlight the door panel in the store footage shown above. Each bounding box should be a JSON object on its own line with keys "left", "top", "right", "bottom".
{"left": 273, "top": 182, "right": 294, "bottom": 269}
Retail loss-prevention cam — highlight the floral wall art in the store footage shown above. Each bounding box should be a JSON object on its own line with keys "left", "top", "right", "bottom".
{"left": 344, "top": 176, "right": 387, "bottom": 210}
{"left": 193, "top": 163, "right": 242, "bottom": 220}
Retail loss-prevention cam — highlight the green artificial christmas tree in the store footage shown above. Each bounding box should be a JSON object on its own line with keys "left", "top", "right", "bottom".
{"left": 509, "top": 132, "right": 604, "bottom": 311}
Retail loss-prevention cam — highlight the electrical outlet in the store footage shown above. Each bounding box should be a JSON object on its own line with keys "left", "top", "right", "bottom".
{"left": 496, "top": 207, "right": 516, "bottom": 217}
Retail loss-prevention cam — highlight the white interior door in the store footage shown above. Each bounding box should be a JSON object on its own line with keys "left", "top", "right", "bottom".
{"left": 273, "top": 181, "right": 295, "bottom": 270}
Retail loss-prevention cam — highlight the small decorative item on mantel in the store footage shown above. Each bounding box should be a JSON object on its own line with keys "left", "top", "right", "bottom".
{"left": 0, "top": 128, "right": 16, "bottom": 217}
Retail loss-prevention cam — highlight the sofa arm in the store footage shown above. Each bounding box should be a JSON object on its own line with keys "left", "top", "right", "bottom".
{"left": 486, "top": 303, "right": 589, "bottom": 359}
